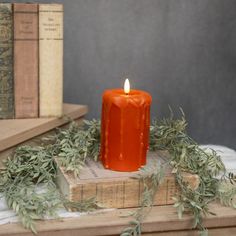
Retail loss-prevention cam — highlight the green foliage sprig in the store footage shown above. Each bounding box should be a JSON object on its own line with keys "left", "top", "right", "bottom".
{"left": 0, "top": 146, "right": 61, "bottom": 233}
{"left": 149, "top": 110, "right": 230, "bottom": 235}
{"left": 217, "top": 181, "right": 236, "bottom": 208}
{"left": 121, "top": 164, "right": 165, "bottom": 236}
{"left": 0, "top": 120, "right": 101, "bottom": 233}
{"left": 48, "top": 119, "right": 100, "bottom": 177}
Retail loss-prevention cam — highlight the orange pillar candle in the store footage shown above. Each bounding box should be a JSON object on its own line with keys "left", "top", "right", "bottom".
{"left": 100, "top": 79, "right": 152, "bottom": 172}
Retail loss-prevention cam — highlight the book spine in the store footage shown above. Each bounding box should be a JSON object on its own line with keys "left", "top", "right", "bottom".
{"left": 0, "top": 4, "right": 14, "bottom": 119}
{"left": 14, "top": 3, "right": 39, "bottom": 118}
{"left": 39, "top": 4, "right": 63, "bottom": 117}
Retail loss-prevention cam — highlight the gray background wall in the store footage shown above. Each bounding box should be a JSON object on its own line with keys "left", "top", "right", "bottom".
{"left": 13, "top": 0, "right": 236, "bottom": 148}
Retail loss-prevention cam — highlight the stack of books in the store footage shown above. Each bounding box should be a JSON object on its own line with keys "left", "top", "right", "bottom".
{"left": 0, "top": 3, "right": 63, "bottom": 119}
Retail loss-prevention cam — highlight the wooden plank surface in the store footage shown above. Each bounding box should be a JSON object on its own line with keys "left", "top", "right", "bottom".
{"left": 142, "top": 228, "right": 236, "bottom": 236}
{"left": 0, "top": 203, "right": 235, "bottom": 236}
{"left": 56, "top": 151, "right": 199, "bottom": 209}
{"left": 0, "top": 103, "right": 88, "bottom": 152}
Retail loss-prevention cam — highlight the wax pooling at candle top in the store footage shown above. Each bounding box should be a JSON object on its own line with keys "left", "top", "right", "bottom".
{"left": 100, "top": 87, "right": 152, "bottom": 172}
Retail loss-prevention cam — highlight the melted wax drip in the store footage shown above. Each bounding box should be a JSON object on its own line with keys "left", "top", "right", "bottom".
{"left": 139, "top": 105, "right": 145, "bottom": 166}
{"left": 103, "top": 102, "right": 111, "bottom": 168}
{"left": 119, "top": 109, "right": 124, "bottom": 161}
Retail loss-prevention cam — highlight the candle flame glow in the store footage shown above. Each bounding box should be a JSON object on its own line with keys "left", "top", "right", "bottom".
{"left": 124, "top": 78, "right": 130, "bottom": 94}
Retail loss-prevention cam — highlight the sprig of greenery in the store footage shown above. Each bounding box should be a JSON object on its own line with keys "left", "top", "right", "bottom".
{"left": 216, "top": 181, "right": 236, "bottom": 208}
{"left": 0, "top": 146, "right": 59, "bottom": 233}
{"left": 4, "top": 183, "right": 62, "bottom": 234}
{"left": 121, "top": 164, "right": 165, "bottom": 236}
{"left": 0, "top": 120, "right": 101, "bottom": 233}
{"left": 149, "top": 110, "right": 226, "bottom": 234}
{"left": 50, "top": 119, "right": 100, "bottom": 177}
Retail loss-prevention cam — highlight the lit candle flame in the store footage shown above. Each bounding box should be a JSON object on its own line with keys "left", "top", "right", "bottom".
{"left": 124, "top": 78, "right": 130, "bottom": 94}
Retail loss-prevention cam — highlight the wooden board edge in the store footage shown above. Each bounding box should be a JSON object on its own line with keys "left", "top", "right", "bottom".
{"left": 0, "top": 118, "right": 84, "bottom": 168}
{"left": 0, "top": 104, "right": 88, "bottom": 152}
{"left": 0, "top": 203, "right": 235, "bottom": 235}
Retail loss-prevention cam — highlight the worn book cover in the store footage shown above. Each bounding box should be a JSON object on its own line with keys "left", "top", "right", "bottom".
{"left": 39, "top": 4, "right": 63, "bottom": 117}
{"left": 14, "top": 3, "right": 39, "bottom": 118}
{"left": 0, "top": 4, "right": 14, "bottom": 119}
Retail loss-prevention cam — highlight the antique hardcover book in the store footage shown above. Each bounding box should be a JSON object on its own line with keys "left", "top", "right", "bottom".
{"left": 39, "top": 4, "right": 63, "bottom": 117}
{"left": 0, "top": 4, "right": 14, "bottom": 119}
{"left": 14, "top": 3, "right": 39, "bottom": 118}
